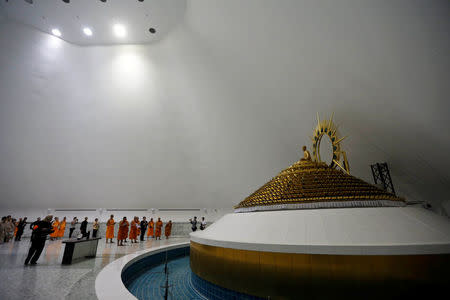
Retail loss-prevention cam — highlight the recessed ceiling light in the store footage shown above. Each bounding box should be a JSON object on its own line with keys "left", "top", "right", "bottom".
{"left": 51, "top": 28, "right": 62, "bottom": 37}
{"left": 149, "top": 27, "right": 156, "bottom": 34}
{"left": 113, "top": 24, "right": 126, "bottom": 37}
{"left": 83, "top": 27, "right": 93, "bottom": 36}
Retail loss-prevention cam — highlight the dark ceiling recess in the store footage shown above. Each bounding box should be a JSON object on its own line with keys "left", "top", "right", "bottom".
{"left": 62, "top": 0, "right": 70, "bottom": 3}
{"left": 100, "top": 0, "right": 106, "bottom": 3}
{"left": 149, "top": 27, "right": 156, "bottom": 34}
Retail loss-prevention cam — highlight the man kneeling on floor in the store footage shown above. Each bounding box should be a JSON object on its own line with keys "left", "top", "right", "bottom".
{"left": 24, "top": 215, "right": 54, "bottom": 265}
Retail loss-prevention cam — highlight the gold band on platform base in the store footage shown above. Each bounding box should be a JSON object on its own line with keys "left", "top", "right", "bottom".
{"left": 190, "top": 241, "right": 450, "bottom": 299}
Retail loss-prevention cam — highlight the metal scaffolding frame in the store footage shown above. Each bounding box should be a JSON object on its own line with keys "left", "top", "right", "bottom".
{"left": 371, "top": 162, "right": 396, "bottom": 196}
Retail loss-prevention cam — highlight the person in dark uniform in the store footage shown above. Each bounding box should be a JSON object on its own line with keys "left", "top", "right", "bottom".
{"left": 15, "top": 217, "right": 27, "bottom": 241}
{"left": 29, "top": 217, "right": 41, "bottom": 230}
{"left": 24, "top": 215, "right": 54, "bottom": 265}
{"left": 80, "top": 217, "right": 88, "bottom": 237}
{"left": 189, "top": 216, "right": 198, "bottom": 232}
{"left": 140, "top": 216, "right": 148, "bottom": 241}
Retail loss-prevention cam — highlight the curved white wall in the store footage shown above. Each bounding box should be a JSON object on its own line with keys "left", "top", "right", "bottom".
{"left": 0, "top": 0, "right": 449, "bottom": 212}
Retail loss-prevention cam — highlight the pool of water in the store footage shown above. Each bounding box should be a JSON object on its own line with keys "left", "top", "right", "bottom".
{"left": 123, "top": 246, "right": 261, "bottom": 300}
{"left": 127, "top": 255, "right": 205, "bottom": 299}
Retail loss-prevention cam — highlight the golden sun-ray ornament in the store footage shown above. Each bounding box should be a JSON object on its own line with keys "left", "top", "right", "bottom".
{"left": 311, "top": 113, "right": 350, "bottom": 174}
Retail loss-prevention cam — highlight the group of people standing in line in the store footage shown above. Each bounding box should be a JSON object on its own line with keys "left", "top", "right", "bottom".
{"left": 66, "top": 217, "right": 100, "bottom": 239}
{"left": 0, "top": 214, "right": 209, "bottom": 265}
{"left": 49, "top": 216, "right": 101, "bottom": 240}
{"left": 0, "top": 216, "right": 27, "bottom": 243}
{"left": 0, "top": 215, "right": 103, "bottom": 245}
{"left": 105, "top": 215, "right": 173, "bottom": 246}
{"left": 1, "top": 215, "right": 208, "bottom": 246}
{"left": 189, "top": 216, "right": 207, "bottom": 232}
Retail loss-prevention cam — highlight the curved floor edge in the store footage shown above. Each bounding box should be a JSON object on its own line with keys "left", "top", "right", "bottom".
{"left": 95, "top": 241, "right": 190, "bottom": 300}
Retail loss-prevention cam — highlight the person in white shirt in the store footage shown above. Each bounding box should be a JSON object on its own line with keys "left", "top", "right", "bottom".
{"left": 69, "top": 217, "right": 78, "bottom": 238}
{"left": 200, "top": 217, "right": 207, "bottom": 230}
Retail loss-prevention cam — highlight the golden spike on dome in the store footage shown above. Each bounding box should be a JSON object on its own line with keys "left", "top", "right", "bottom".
{"left": 332, "top": 159, "right": 348, "bottom": 174}
{"left": 328, "top": 112, "right": 334, "bottom": 130}
{"left": 334, "top": 135, "right": 347, "bottom": 145}
{"left": 330, "top": 124, "right": 339, "bottom": 136}
{"left": 316, "top": 112, "right": 320, "bottom": 130}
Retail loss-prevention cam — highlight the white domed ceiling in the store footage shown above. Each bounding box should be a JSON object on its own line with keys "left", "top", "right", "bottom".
{"left": 0, "top": 0, "right": 186, "bottom": 45}
{"left": 0, "top": 0, "right": 449, "bottom": 212}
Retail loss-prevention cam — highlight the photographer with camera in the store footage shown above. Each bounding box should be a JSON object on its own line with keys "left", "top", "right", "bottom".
{"left": 24, "top": 215, "right": 54, "bottom": 265}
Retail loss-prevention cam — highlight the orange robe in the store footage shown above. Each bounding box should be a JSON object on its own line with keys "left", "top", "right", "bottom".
{"left": 58, "top": 220, "right": 66, "bottom": 238}
{"left": 14, "top": 225, "right": 18, "bottom": 237}
{"left": 129, "top": 220, "right": 138, "bottom": 240}
{"left": 147, "top": 221, "right": 154, "bottom": 237}
{"left": 164, "top": 223, "right": 172, "bottom": 238}
{"left": 50, "top": 221, "right": 60, "bottom": 238}
{"left": 117, "top": 220, "right": 129, "bottom": 240}
{"left": 155, "top": 221, "right": 163, "bottom": 237}
{"left": 106, "top": 219, "right": 115, "bottom": 239}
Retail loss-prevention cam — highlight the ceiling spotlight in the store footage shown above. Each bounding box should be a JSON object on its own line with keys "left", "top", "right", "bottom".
{"left": 83, "top": 27, "right": 93, "bottom": 36}
{"left": 100, "top": 0, "right": 106, "bottom": 2}
{"left": 51, "top": 28, "right": 62, "bottom": 37}
{"left": 24, "top": 0, "right": 33, "bottom": 4}
{"left": 62, "top": 0, "right": 70, "bottom": 3}
{"left": 113, "top": 24, "right": 126, "bottom": 37}
{"left": 149, "top": 27, "right": 156, "bottom": 34}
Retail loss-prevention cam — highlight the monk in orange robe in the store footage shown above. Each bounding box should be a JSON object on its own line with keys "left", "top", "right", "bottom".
{"left": 14, "top": 219, "right": 19, "bottom": 237}
{"left": 155, "top": 218, "right": 163, "bottom": 240}
{"left": 129, "top": 217, "right": 139, "bottom": 243}
{"left": 147, "top": 218, "right": 154, "bottom": 239}
{"left": 58, "top": 217, "right": 66, "bottom": 239}
{"left": 106, "top": 215, "right": 115, "bottom": 243}
{"left": 164, "top": 220, "right": 172, "bottom": 239}
{"left": 49, "top": 217, "right": 60, "bottom": 240}
{"left": 117, "top": 217, "right": 129, "bottom": 246}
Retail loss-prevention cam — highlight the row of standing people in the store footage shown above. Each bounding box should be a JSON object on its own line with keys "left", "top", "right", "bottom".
{"left": 105, "top": 215, "right": 173, "bottom": 246}
{"left": 0, "top": 216, "right": 41, "bottom": 243}
{"left": 2, "top": 214, "right": 207, "bottom": 245}
{"left": 1, "top": 215, "right": 99, "bottom": 244}
{"left": 189, "top": 216, "right": 207, "bottom": 232}
{"left": 0, "top": 216, "right": 19, "bottom": 243}
{"left": 49, "top": 217, "right": 101, "bottom": 240}
{"left": 66, "top": 217, "right": 101, "bottom": 238}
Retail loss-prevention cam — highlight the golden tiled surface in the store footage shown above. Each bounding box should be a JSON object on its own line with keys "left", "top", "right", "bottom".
{"left": 235, "top": 161, "right": 404, "bottom": 209}
{"left": 190, "top": 241, "right": 450, "bottom": 299}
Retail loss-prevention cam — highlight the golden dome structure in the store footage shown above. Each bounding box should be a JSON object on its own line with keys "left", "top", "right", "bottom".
{"left": 235, "top": 114, "right": 404, "bottom": 212}
{"left": 235, "top": 160, "right": 405, "bottom": 212}
{"left": 190, "top": 115, "right": 450, "bottom": 299}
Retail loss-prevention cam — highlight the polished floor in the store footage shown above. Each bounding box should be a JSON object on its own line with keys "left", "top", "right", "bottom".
{"left": 0, "top": 237, "right": 189, "bottom": 300}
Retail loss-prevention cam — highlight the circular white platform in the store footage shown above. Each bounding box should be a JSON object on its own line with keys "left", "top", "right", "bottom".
{"left": 95, "top": 241, "right": 189, "bottom": 300}
{"left": 190, "top": 206, "right": 450, "bottom": 255}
